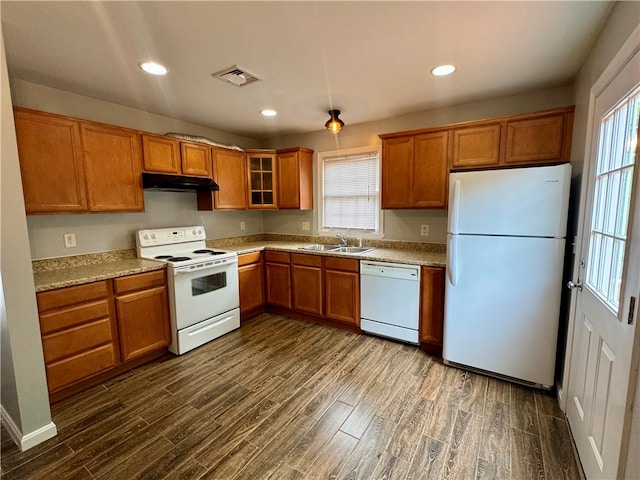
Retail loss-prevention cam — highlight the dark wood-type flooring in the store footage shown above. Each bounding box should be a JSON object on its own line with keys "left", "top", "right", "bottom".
{"left": 1, "top": 313, "right": 582, "bottom": 480}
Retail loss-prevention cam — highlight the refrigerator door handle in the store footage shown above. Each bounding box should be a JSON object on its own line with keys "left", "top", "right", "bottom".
{"left": 449, "top": 179, "right": 461, "bottom": 234}
{"left": 447, "top": 234, "right": 458, "bottom": 286}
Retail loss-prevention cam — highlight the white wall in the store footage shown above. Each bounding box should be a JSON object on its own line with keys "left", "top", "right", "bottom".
{"left": 264, "top": 85, "right": 574, "bottom": 243}
{"left": 1, "top": 29, "right": 55, "bottom": 449}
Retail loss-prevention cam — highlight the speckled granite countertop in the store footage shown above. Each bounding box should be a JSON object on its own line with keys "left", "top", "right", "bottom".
{"left": 32, "top": 236, "right": 446, "bottom": 292}
{"left": 216, "top": 241, "right": 446, "bottom": 267}
{"left": 33, "top": 250, "right": 165, "bottom": 293}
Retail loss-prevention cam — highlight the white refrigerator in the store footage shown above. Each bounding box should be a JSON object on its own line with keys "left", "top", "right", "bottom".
{"left": 443, "top": 163, "right": 572, "bottom": 388}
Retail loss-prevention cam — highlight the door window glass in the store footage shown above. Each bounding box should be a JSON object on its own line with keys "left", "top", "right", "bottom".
{"left": 585, "top": 86, "right": 638, "bottom": 313}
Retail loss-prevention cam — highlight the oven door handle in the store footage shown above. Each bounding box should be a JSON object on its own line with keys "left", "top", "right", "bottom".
{"left": 174, "top": 262, "right": 235, "bottom": 275}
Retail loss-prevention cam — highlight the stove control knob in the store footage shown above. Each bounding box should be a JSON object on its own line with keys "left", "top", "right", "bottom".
{"left": 192, "top": 230, "right": 196, "bottom": 236}
{"left": 151, "top": 233, "right": 156, "bottom": 239}
{"left": 197, "top": 229, "right": 202, "bottom": 235}
{"left": 143, "top": 234, "right": 149, "bottom": 240}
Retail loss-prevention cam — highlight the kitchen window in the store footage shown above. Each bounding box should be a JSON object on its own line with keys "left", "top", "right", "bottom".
{"left": 318, "top": 146, "right": 383, "bottom": 237}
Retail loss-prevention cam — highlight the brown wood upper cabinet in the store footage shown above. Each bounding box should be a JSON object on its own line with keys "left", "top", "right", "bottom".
{"left": 380, "top": 131, "right": 449, "bottom": 209}
{"left": 14, "top": 107, "right": 144, "bottom": 214}
{"left": 142, "top": 133, "right": 212, "bottom": 178}
{"left": 246, "top": 150, "right": 278, "bottom": 209}
{"left": 198, "top": 147, "right": 247, "bottom": 210}
{"left": 450, "top": 107, "right": 574, "bottom": 170}
{"left": 81, "top": 122, "right": 144, "bottom": 212}
{"left": 277, "top": 147, "right": 314, "bottom": 210}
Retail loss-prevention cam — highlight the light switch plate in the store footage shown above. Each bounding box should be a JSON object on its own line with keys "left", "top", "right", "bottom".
{"left": 240, "top": 221, "right": 246, "bottom": 231}
{"left": 301, "top": 221, "right": 310, "bottom": 231}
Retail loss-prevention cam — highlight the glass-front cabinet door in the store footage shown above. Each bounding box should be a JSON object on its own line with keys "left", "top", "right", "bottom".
{"left": 246, "top": 151, "right": 278, "bottom": 209}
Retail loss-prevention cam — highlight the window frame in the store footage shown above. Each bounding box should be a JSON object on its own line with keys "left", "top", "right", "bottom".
{"left": 317, "top": 145, "right": 385, "bottom": 239}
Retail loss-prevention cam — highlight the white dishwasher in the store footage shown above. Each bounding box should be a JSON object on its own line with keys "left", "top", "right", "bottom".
{"left": 360, "top": 260, "right": 421, "bottom": 344}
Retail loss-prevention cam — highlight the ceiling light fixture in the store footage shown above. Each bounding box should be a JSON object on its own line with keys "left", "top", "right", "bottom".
{"left": 261, "top": 109, "right": 277, "bottom": 117}
{"left": 139, "top": 62, "right": 168, "bottom": 76}
{"left": 325, "top": 110, "right": 344, "bottom": 133}
{"left": 430, "top": 64, "right": 456, "bottom": 77}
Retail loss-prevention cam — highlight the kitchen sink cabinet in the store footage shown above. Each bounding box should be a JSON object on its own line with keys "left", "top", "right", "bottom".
{"left": 265, "top": 250, "right": 291, "bottom": 308}
{"left": 14, "top": 108, "right": 88, "bottom": 213}
{"left": 324, "top": 257, "right": 360, "bottom": 327}
{"left": 14, "top": 108, "right": 145, "bottom": 214}
{"left": 419, "top": 266, "right": 445, "bottom": 356}
{"left": 238, "top": 252, "right": 265, "bottom": 319}
{"left": 36, "top": 270, "right": 170, "bottom": 398}
{"left": 37, "top": 281, "right": 119, "bottom": 394}
{"left": 381, "top": 131, "right": 449, "bottom": 209}
{"left": 291, "top": 253, "right": 323, "bottom": 316}
{"left": 113, "top": 270, "right": 170, "bottom": 362}
{"left": 200, "top": 147, "right": 247, "bottom": 210}
{"left": 247, "top": 150, "right": 278, "bottom": 209}
{"left": 277, "top": 147, "right": 314, "bottom": 210}
{"left": 80, "top": 121, "right": 144, "bottom": 212}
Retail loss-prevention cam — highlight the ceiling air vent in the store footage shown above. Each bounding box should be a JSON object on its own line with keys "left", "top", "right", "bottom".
{"left": 212, "top": 65, "right": 260, "bottom": 87}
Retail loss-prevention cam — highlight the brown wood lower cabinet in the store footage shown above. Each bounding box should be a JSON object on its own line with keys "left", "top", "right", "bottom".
{"left": 265, "top": 251, "right": 291, "bottom": 309}
{"left": 36, "top": 269, "right": 170, "bottom": 396}
{"left": 324, "top": 257, "right": 360, "bottom": 327}
{"left": 238, "top": 252, "right": 265, "bottom": 319}
{"left": 114, "top": 270, "right": 170, "bottom": 362}
{"left": 419, "top": 266, "right": 446, "bottom": 355}
{"left": 291, "top": 253, "right": 323, "bottom": 316}
{"left": 37, "top": 280, "right": 118, "bottom": 393}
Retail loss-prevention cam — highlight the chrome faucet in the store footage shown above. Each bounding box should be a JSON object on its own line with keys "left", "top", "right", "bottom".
{"left": 336, "top": 233, "right": 348, "bottom": 246}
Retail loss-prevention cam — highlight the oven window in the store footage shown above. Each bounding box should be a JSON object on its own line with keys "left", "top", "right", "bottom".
{"left": 191, "top": 272, "right": 227, "bottom": 296}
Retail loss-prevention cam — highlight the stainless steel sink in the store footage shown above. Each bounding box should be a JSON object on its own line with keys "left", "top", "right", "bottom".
{"left": 299, "top": 244, "right": 341, "bottom": 251}
{"left": 332, "top": 246, "right": 375, "bottom": 254}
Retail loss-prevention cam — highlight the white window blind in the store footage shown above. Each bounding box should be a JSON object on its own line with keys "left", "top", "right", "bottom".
{"left": 322, "top": 152, "right": 379, "bottom": 231}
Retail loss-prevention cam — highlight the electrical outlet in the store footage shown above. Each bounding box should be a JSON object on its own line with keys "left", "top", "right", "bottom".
{"left": 240, "top": 221, "right": 246, "bottom": 231}
{"left": 301, "top": 221, "right": 310, "bottom": 231}
{"left": 420, "top": 224, "right": 430, "bottom": 237}
{"left": 63, "top": 233, "right": 77, "bottom": 248}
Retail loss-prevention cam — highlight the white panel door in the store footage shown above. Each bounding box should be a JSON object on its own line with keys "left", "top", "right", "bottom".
{"left": 448, "top": 163, "right": 571, "bottom": 236}
{"left": 566, "top": 47, "right": 640, "bottom": 479}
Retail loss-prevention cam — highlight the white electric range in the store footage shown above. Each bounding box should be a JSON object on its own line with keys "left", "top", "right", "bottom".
{"left": 136, "top": 226, "right": 240, "bottom": 355}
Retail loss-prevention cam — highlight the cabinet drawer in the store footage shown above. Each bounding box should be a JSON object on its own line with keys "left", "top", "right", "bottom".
{"left": 42, "top": 318, "right": 113, "bottom": 364}
{"left": 113, "top": 270, "right": 166, "bottom": 294}
{"left": 291, "top": 253, "right": 322, "bottom": 267}
{"left": 39, "top": 299, "right": 111, "bottom": 334}
{"left": 238, "top": 251, "right": 262, "bottom": 267}
{"left": 264, "top": 250, "right": 290, "bottom": 264}
{"left": 46, "top": 344, "right": 116, "bottom": 392}
{"left": 324, "top": 257, "right": 359, "bottom": 272}
{"left": 37, "top": 281, "right": 110, "bottom": 312}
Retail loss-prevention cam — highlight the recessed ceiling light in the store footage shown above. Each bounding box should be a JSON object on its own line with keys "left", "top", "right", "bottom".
{"left": 430, "top": 64, "right": 456, "bottom": 77}
{"left": 261, "top": 109, "right": 277, "bottom": 117}
{"left": 139, "top": 62, "right": 168, "bottom": 76}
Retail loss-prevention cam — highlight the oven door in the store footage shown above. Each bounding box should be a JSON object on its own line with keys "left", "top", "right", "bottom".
{"left": 168, "top": 259, "right": 239, "bottom": 330}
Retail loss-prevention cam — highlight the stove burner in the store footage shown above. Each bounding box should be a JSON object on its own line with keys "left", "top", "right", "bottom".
{"left": 154, "top": 255, "right": 173, "bottom": 259}
{"left": 193, "top": 249, "right": 226, "bottom": 255}
{"left": 167, "top": 256, "right": 192, "bottom": 262}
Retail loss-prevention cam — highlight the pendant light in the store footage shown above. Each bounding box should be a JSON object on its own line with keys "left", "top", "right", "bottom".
{"left": 325, "top": 110, "right": 344, "bottom": 133}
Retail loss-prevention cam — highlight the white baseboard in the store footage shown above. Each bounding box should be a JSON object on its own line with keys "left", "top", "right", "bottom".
{"left": 0, "top": 404, "right": 57, "bottom": 451}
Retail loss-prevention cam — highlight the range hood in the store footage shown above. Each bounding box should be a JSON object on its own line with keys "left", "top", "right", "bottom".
{"left": 142, "top": 172, "right": 219, "bottom": 192}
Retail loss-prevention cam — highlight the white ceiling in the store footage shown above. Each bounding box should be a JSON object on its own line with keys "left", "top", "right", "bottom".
{"left": 1, "top": 1, "right": 613, "bottom": 140}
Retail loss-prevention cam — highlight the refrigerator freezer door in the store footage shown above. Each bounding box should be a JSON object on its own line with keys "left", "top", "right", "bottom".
{"left": 443, "top": 234, "right": 565, "bottom": 387}
{"left": 448, "top": 164, "right": 571, "bottom": 237}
